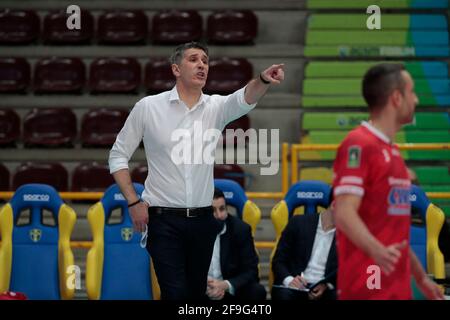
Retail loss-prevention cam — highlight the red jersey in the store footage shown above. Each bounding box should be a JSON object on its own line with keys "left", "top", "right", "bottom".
{"left": 332, "top": 122, "right": 412, "bottom": 300}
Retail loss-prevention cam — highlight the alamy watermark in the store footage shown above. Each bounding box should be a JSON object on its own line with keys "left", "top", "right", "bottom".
{"left": 170, "top": 121, "right": 279, "bottom": 175}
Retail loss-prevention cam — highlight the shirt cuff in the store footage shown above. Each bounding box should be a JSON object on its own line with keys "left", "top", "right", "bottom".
{"left": 326, "top": 283, "right": 335, "bottom": 290}
{"left": 225, "top": 280, "right": 235, "bottom": 295}
{"left": 283, "top": 276, "right": 294, "bottom": 288}
{"left": 238, "top": 86, "right": 257, "bottom": 110}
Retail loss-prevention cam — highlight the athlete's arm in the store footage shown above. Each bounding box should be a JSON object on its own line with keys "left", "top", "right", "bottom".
{"left": 334, "top": 193, "right": 407, "bottom": 275}
{"left": 409, "top": 248, "right": 444, "bottom": 300}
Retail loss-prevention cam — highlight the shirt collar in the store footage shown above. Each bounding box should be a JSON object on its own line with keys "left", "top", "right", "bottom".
{"left": 361, "top": 121, "right": 391, "bottom": 144}
{"left": 219, "top": 222, "right": 227, "bottom": 236}
{"left": 318, "top": 214, "right": 335, "bottom": 234}
{"left": 169, "top": 85, "right": 206, "bottom": 109}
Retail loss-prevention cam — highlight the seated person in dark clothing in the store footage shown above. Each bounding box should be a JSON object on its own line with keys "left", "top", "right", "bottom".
{"left": 206, "top": 188, "right": 266, "bottom": 300}
{"left": 271, "top": 201, "right": 337, "bottom": 301}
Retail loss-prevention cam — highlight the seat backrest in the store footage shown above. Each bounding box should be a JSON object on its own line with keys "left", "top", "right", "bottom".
{"left": 131, "top": 164, "right": 148, "bottom": 185}
{"left": 222, "top": 115, "right": 251, "bottom": 147}
{"left": 89, "top": 57, "right": 141, "bottom": 93}
{"left": 86, "top": 183, "right": 158, "bottom": 299}
{"left": 214, "top": 164, "right": 246, "bottom": 189}
{"left": 144, "top": 58, "right": 175, "bottom": 93}
{"left": 0, "top": 163, "right": 10, "bottom": 191}
{"left": 271, "top": 180, "right": 331, "bottom": 240}
{"left": 410, "top": 184, "right": 446, "bottom": 279}
{"left": 71, "top": 162, "right": 115, "bottom": 192}
{"left": 205, "top": 57, "right": 253, "bottom": 95}
{"left": 34, "top": 57, "right": 85, "bottom": 93}
{"left": 151, "top": 10, "right": 202, "bottom": 44}
{"left": 0, "top": 9, "right": 40, "bottom": 44}
{"left": 207, "top": 10, "right": 258, "bottom": 44}
{"left": 13, "top": 162, "right": 69, "bottom": 191}
{"left": 0, "top": 184, "right": 76, "bottom": 299}
{"left": 43, "top": 9, "right": 94, "bottom": 44}
{"left": 0, "top": 108, "right": 20, "bottom": 146}
{"left": 81, "top": 108, "right": 129, "bottom": 147}
{"left": 214, "top": 179, "right": 261, "bottom": 236}
{"left": 23, "top": 108, "right": 77, "bottom": 147}
{"left": 0, "top": 57, "right": 31, "bottom": 92}
{"left": 98, "top": 10, "right": 148, "bottom": 44}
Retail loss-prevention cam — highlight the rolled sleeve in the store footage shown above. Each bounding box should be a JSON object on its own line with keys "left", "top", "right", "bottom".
{"left": 109, "top": 99, "right": 145, "bottom": 174}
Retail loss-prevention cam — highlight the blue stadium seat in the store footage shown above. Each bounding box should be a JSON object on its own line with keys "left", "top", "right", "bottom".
{"left": 86, "top": 183, "right": 159, "bottom": 300}
{"left": 0, "top": 184, "right": 76, "bottom": 299}
{"left": 214, "top": 179, "right": 261, "bottom": 236}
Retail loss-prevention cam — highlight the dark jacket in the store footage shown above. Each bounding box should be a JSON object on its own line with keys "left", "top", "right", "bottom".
{"left": 272, "top": 213, "right": 337, "bottom": 287}
{"left": 219, "top": 215, "right": 260, "bottom": 291}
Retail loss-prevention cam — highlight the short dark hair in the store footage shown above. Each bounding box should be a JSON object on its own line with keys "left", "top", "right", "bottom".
{"left": 362, "top": 63, "right": 406, "bottom": 111}
{"left": 170, "top": 41, "right": 209, "bottom": 65}
{"left": 213, "top": 188, "right": 225, "bottom": 200}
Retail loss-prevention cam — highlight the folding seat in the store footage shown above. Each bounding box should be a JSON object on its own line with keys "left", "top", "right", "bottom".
{"left": 23, "top": 108, "right": 77, "bottom": 147}
{"left": 222, "top": 114, "right": 250, "bottom": 147}
{"left": 207, "top": 10, "right": 258, "bottom": 44}
{"left": 214, "top": 179, "right": 261, "bottom": 236}
{"left": 43, "top": 9, "right": 94, "bottom": 44}
{"left": 151, "top": 10, "right": 202, "bottom": 44}
{"left": 0, "top": 108, "right": 20, "bottom": 146}
{"left": 144, "top": 58, "right": 175, "bottom": 93}
{"left": 34, "top": 57, "right": 85, "bottom": 93}
{"left": 71, "top": 162, "right": 115, "bottom": 192}
{"left": 0, "top": 58, "right": 31, "bottom": 92}
{"left": 0, "top": 163, "right": 10, "bottom": 191}
{"left": 131, "top": 164, "right": 148, "bottom": 185}
{"left": 214, "top": 164, "right": 246, "bottom": 189}
{"left": 0, "top": 9, "right": 40, "bottom": 44}
{"left": 12, "top": 162, "right": 69, "bottom": 191}
{"left": 204, "top": 57, "right": 253, "bottom": 95}
{"left": 98, "top": 10, "right": 148, "bottom": 44}
{"left": 89, "top": 58, "right": 141, "bottom": 93}
{"left": 81, "top": 108, "right": 129, "bottom": 147}
{"left": 0, "top": 184, "right": 76, "bottom": 299}
{"left": 86, "top": 183, "right": 159, "bottom": 299}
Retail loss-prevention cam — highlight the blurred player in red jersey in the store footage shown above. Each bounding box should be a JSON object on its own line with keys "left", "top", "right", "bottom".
{"left": 332, "top": 63, "right": 444, "bottom": 300}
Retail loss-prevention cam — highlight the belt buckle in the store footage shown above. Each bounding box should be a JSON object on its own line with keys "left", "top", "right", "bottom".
{"left": 186, "top": 208, "right": 195, "bottom": 218}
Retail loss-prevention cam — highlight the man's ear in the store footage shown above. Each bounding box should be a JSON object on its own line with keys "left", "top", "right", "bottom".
{"left": 172, "top": 64, "right": 180, "bottom": 77}
{"left": 391, "top": 89, "right": 403, "bottom": 108}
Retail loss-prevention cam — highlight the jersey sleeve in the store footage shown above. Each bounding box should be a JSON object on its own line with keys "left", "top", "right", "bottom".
{"left": 332, "top": 136, "right": 373, "bottom": 198}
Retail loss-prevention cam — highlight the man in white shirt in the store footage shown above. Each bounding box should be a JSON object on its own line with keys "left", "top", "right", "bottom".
{"left": 109, "top": 41, "right": 284, "bottom": 299}
{"left": 206, "top": 189, "right": 266, "bottom": 300}
{"left": 271, "top": 201, "right": 337, "bottom": 300}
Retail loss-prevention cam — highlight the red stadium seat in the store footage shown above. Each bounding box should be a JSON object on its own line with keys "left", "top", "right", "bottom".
{"left": 222, "top": 115, "right": 251, "bottom": 147}
{"left": 34, "top": 57, "right": 85, "bottom": 93}
{"left": 0, "top": 58, "right": 30, "bottom": 92}
{"left": 144, "top": 58, "right": 175, "bottom": 93}
{"left": 98, "top": 10, "right": 148, "bottom": 44}
{"left": 207, "top": 10, "right": 258, "bottom": 44}
{"left": 81, "top": 108, "right": 129, "bottom": 147}
{"left": 0, "top": 9, "right": 40, "bottom": 44}
{"left": 205, "top": 57, "right": 253, "bottom": 94}
{"left": 131, "top": 164, "right": 148, "bottom": 185}
{"left": 0, "top": 163, "right": 10, "bottom": 191}
{"left": 43, "top": 9, "right": 94, "bottom": 44}
{"left": 89, "top": 58, "right": 141, "bottom": 93}
{"left": 23, "top": 108, "right": 77, "bottom": 147}
{"left": 71, "top": 162, "right": 115, "bottom": 192}
{"left": 0, "top": 108, "right": 20, "bottom": 147}
{"left": 214, "top": 164, "right": 246, "bottom": 189}
{"left": 12, "top": 162, "right": 69, "bottom": 191}
{"left": 151, "top": 10, "right": 202, "bottom": 44}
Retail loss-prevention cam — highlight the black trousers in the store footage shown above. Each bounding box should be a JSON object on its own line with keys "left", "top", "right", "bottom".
{"left": 147, "top": 209, "right": 220, "bottom": 300}
{"left": 271, "top": 285, "right": 336, "bottom": 301}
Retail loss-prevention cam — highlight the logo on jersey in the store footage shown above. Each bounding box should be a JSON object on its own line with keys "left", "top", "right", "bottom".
{"left": 29, "top": 229, "right": 42, "bottom": 242}
{"left": 347, "top": 146, "right": 361, "bottom": 168}
{"left": 387, "top": 187, "right": 411, "bottom": 215}
{"left": 121, "top": 228, "right": 133, "bottom": 241}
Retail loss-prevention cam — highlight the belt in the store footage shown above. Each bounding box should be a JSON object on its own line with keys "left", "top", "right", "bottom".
{"left": 148, "top": 206, "right": 213, "bottom": 218}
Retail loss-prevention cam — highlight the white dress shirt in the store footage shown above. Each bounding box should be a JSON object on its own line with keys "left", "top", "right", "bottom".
{"left": 109, "top": 86, "right": 256, "bottom": 207}
{"left": 207, "top": 223, "right": 234, "bottom": 295}
{"left": 283, "top": 216, "right": 335, "bottom": 287}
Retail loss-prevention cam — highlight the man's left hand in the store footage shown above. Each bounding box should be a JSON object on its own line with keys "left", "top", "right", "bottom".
{"left": 308, "top": 283, "right": 327, "bottom": 300}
